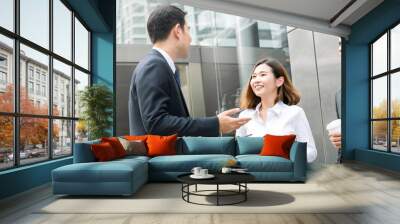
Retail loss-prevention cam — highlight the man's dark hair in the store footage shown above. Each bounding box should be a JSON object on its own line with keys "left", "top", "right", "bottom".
{"left": 147, "top": 5, "right": 187, "bottom": 44}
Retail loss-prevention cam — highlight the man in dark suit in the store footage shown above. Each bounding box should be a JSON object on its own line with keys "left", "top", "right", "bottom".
{"left": 129, "top": 5, "right": 250, "bottom": 136}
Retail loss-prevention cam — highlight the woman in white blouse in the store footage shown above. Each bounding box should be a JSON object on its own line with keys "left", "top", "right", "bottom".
{"left": 236, "top": 58, "right": 317, "bottom": 163}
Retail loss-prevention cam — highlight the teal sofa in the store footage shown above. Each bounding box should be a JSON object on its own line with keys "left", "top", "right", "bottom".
{"left": 52, "top": 137, "right": 307, "bottom": 196}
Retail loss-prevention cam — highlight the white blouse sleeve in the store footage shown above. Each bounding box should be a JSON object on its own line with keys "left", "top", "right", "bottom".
{"left": 295, "top": 108, "right": 317, "bottom": 163}
{"left": 235, "top": 111, "right": 248, "bottom": 137}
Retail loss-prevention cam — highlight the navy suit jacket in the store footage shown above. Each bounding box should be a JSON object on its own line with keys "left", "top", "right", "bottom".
{"left": 129, "top": 49, "right": 219, "bottom": 136}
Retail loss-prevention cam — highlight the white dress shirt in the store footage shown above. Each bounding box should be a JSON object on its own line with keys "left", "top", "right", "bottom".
{"left": 153, "top": 47, "right": 176, "bottom": 73}
{"left": 236, "top": 101, "right": 317, "bottom": 163}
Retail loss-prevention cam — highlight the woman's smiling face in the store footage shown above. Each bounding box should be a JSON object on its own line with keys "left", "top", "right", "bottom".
{"left": 250, "top": 63, "right": 283, "bottom": 98}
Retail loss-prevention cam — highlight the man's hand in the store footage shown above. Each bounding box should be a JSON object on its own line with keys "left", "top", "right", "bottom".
{"left": 218, "top": 108, "right": 251, "bottom": 134}
{"left": 329, "top": 133, "right": 341, "bottom": 149}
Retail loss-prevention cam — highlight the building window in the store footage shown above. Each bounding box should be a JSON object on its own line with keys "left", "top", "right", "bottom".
{"left": 36, "top": 83, "right": 40, "bottom": 95}
{"left": 28, "top": 81, "right": 34, "bottom": 94}
{"left": 35, "top": 70, "right": 41, "bottom": 81}
{"left": 0, "top": 55, "right": 7, "bottom": 67}
{"left": 28, "top": 67, "right": 34, "bottom": 80}
{"left": 42, "top": 85, "right": 46, "bottom": 97}
{"left": 370, "top": 23, "right": 400, "bottom": 154}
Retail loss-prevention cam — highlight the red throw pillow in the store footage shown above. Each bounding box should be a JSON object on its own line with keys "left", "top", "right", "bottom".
{"left": 146, "top": 134, "right": 177, "bottom": 157}
{"left": 123, "top": 135, "right": 148, "bottom": 141}
{"left": 260, "top": 134, "right": 296, "bottom": 159}
{"left": 91, "top": 142, "right": 118, "bottom": 161}
{"left": 101, "top": 137, "right": 127, "bottom": 158}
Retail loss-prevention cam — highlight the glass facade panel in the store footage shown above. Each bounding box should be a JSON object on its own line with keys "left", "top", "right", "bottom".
{"left": 391, "top": 72, "right": 400, "bottom": 118}
{"left": 0, "top": 0, "right": 14, "bottom": 31}
{"left": 74, "top": 18, "right": 89, "bottom": 70}
{"left": 19, "top": 117, "right": 49, "bottom": 165}
{"left": 20, "top": 0, "right": 49, "bottom": 49}
{"left": 0, "top": 116, "right": 13, "bottom": 170}
{"left": 372, "top": 77, "right": 387, "bottom": 119}
{"left": 53, "top": 119, "right": 72, "bottom": 158}
{"left": 372, "top": 121, "right": 388, "bottom": 151}
{"left": 74, "top": 69, "right": 89, "bottom": 118}
{"left": 53, "top": 59, "right": 72, "bottom": 117}
{"left": 372, "top": 34, "right": 387, "bottom": 76}
{"left": 20, "top": 44, "right": 49, "bottom": 115}
{"left": 53, "top": 0, "right": 72, "bottom": 60}
{"left": 391, "top": 24, "right": 400, "bottom": 70}
{"left": 0, "top": 34, "right": 14, "bottom": 112}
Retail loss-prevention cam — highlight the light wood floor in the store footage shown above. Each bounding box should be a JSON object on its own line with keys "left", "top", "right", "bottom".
{"left": 1, "top": 162, "right": 400, "bottom": 224}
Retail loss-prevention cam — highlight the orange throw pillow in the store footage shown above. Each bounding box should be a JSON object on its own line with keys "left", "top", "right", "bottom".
{"left": 91, "top": 142, "right": 117, "bottom": 162}
{"left": 101, "top": 137, "right": 127, "bottom": 158}
{"left": 260, "top": 134, "right": 296, "bottom": 159}
{"left": 123, "top": 135, "right": 148, "bottom": 142}
{"left": 146, "top": 134, "right": 177, "bottom": 157}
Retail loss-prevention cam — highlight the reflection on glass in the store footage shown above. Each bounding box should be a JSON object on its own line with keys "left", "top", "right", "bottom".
{"left": 372, "top": 77, "right": 387, "bottom": 119}
{"left": 74, "top": 18, "right": 89, "bottom": 70}
{"left": 391, "top": 24, "right": 400, "bottom": 70}
{"left": 0, "top": 116, "right": 13, "bottom": 170}
{"left": 391, "top": 120, "right": 400, "bottom": 153}
{"left": 20, "top": 117, "right": 49, "bottom": 165}
{"left": 53, "top": 59, "right": 72, "bottom": 117}
{"left": 176, "top": 64, "right": 192, "bottom": 113}
{"left": 20, "top": 44, "right": 49, "bottom": 115}
{"left": 0, "top": 34, "right": 14, "bottom": 112}
{"left": 20, "top": 0, "right": 49, "bottom": 49}
{"left": 53, "top": 119, "right": 72, "bottom": 158}
{"left": 372, "top": 121, "right": 388, "bottom": 151}
{"left": 75, "top": 120, "right": 88, "bottom": 143}
{"left": 53, "top": 0, "right": 72, "bottom": 60}
{"left": 74, "top": 69, "right": 89, "bottom": 118}
{"left": 372, "top": 33, "right": 387, "bottom": 76}
{"left": 0, "top": 0, "right": 14, "bottom": 31}
{"left": 391, "top": 72, "right": 400, "bottom": 118}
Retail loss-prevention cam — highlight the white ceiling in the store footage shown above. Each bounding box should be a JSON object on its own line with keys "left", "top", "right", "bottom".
{"left": 175, "top": 0, "right": 384, "bottom": 37}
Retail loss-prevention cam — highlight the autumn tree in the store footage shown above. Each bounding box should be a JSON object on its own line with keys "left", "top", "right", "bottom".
{"left": 372, "top": 99, "right": 400, "bottom": 144}
{"left": 0, "top": 84, "right": 60, "bottom": 151}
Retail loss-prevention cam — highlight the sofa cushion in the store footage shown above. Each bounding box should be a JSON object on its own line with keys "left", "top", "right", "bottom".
{"left": 74, "top": 139, "right": 100, "bottom": 163}
{"left": 118, "top": 137, "right": 147, "bottom": 156}
{"left": 52, "top": 159, "right": 147, "bottom": 183}
{"left": 260, "top": 134, "right": 296, "bottom": 159}
{"left": 101, "top": 137, "right": 127, "bottom": 158}
{"left": 236, "top": 155, "right": 293, "bottom": 172}
{"left": 148, "top": 154, "right": 235, "bottom": 172}
{"left": 147, "top": 134, "right": 177, "bottom": 157}
{"left": 236, "top": 137, "right": 263, "bottom": 155}
{"left": 178, "top": 137, "right": 235, "bottom": 155}
{"left": 91, "top": 142, "right": 118, "bottom": 161}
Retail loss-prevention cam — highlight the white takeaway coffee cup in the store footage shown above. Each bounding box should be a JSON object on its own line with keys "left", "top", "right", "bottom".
{"left": 326, "top": 119, "right": 341, "bottom": 135}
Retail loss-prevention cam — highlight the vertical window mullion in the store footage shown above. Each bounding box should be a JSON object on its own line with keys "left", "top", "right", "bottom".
{"left": 14, "top": 0, "right": 20, "bottom": 167}
{"left": 388, "top": 30, "right": 391, "bottom": 152}
{"left": 370, "top": 46, "right": 373, "bottom": 149}
{"left": 48, "top": 0, "right": 53, "bottom": 159}
{"left": 71, "top": 11, "right": 75, "bottom": 155}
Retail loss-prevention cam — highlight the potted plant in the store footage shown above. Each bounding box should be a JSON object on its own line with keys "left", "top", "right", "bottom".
{"left": 79, "top": 84, "right": 113, "bottom": 140}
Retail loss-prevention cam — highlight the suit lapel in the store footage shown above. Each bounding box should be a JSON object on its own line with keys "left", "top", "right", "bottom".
{"left": 151, "top": 50, "right": 190, "bottom": 116}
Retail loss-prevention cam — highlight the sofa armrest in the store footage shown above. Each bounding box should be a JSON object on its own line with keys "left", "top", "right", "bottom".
{"left": 289, "top": 142, "right": 307, "bottom": 181}
{"left": 73, "top": 140, "right": 100, "bottom": 163}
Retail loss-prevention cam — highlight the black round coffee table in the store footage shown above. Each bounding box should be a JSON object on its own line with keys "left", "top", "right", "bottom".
{"left": 177, "top": 172, "right": 255, "bottom": 206}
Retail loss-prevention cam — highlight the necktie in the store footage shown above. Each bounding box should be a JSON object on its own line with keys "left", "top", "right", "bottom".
{"left": 174, "top": 68, "right": 181, "bottom": 87}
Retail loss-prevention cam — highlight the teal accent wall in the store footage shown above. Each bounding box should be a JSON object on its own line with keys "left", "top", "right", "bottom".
{"left": 0, "top": 0, "right": 116, "bottom": 200}
{"left": 344, "top": 0, "right": 400, "bottom": 170}
{"left": 92, "top": 32, "right": 115, "bottom": 136}
{"left": 0, "top": 158, "right": 72, "bottom": 199}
